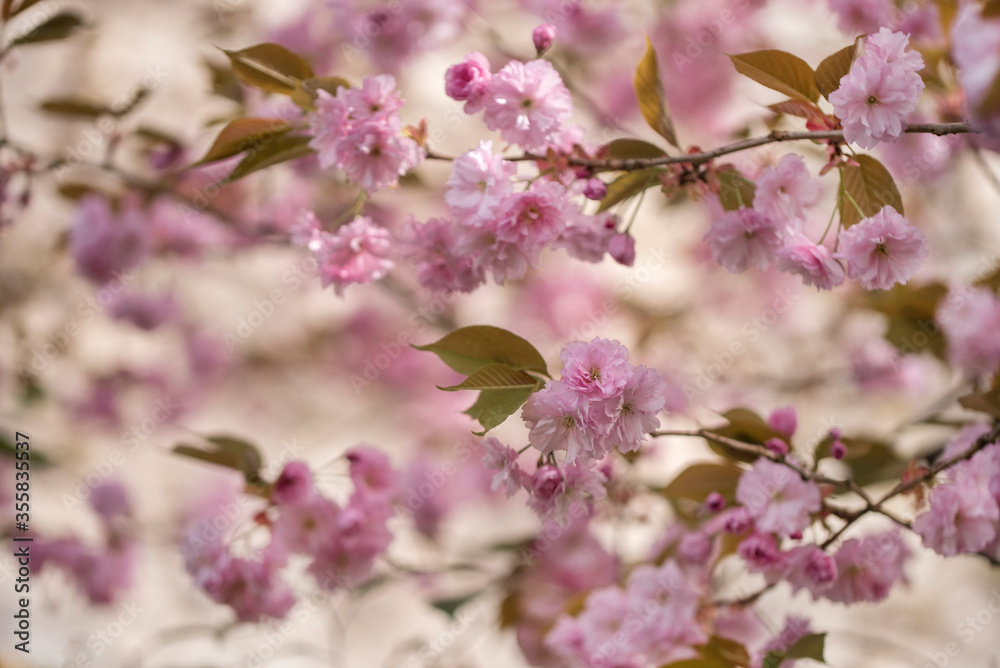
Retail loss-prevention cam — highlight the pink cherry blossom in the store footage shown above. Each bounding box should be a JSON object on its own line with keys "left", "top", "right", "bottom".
{"left": 398, "top": 216, "right": 485, "bottom": 293}
{"left": 334, "top": 119, "right": 424, "bottom": 193}
{"left": 913, "top": 483, "right": 999, "bottom": 556}
{"left": 704, "top": 207, "right": 784, "bottom": 273}
{"left": 837, "top": 206, "right": 927, "bottom": 290}
{"left": 553, "top": 210, "right": 618, "bottom": 262}
{"left": 481, "top": 436, "right": 526, "bottom": 498}
{"left": 767, "top": 406, "right": 798, "bottom": 438}
{"left": 609, "top": 232, "right": 637, "bottom": 266}
{"left": 738, "top": 532, "right": 784, "bottom": 572}
{"left": 272, "top": 460, "right": 316, "bottom": 506}
{"left": 494, "top": 181, "right": 569, "bottom": 255}
{"left": 829, "top": 55, "right": 924, "bottom": 149}
{"left": 445, "top": 140, "right": 516, "bottom": 224}
{"left": 521, "top": 380, "right": 598, "bottom": 463}
{"left": 784, "top": 545, "right": 838, "bottom": 598}
{"left": 70, "top": 195, "right": 149, "bottom": 285}
{"left": 346, "top": 445, "right": 398, "bottom": 504}
{"left": 827, "top": 0, "right": 892, "bottom": 34}
{"left": 824, "top": 531, "right": 910, "bottom": 604}
{"left": 754, "top": 154, "right": 821, "bottom": 223}
{"left": 866, "top": 27, "right": 924, "bottom": 73}
{"left": 445, "top": 51, "right": 493, "bottom": 114}
{"left": 776, "top": 232, "right": 846, "bottom": 290}
{"left": 316, "top": 216, "right": 395, "bottom": 295}
{"left": 482, "top": 59, "right": 573, "bottom": 151}
{"left": 532, "top": 24, "right": 556, "bottom": 54}
{"left": 736, "top": 459, "right": 821, "bottom": 537}
{"left": 938, "top": 287, "right": 1000, "bottom": 377}
{"left": 952, "top": 4, "right": 1000, "bottom": 136}
{"left": 560, "top": 337, "right": 633, "bottom": 399}
{"left": 609, "top": 365, "right": 668, "bottom": 452}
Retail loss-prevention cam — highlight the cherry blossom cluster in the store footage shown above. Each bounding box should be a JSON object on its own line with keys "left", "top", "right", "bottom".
{"left": 706, "top": 154, "right": 927, "bottom": 290}
{"left": 829, "top": 28, "right": 925, "bottom": 150}
{"left": 913, "top": 424, "right": 1000, "bottom": 557}
{"left": 307, "top": 74, "right": 424, "bottom": 193}
{"left": 181, "top": 447, "right": 397, "bottom": 622}
{"left": 33, "top": 480, "right": 137, "bottom": 604}
{"left": 938, "top": 287, "right": 1000, "bottom": 378}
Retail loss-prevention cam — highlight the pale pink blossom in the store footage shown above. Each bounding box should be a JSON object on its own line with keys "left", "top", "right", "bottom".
{"left": 445, "top": 51, "right": 493, "bottom": 113}
{"left": 334, "top": 120, "right": 423, "bottom": 193}
{"left": 913, "top": 483, "right": 999, "bottom": 556}
{"left": 827, "top": 0, "right": 892, "bottom": 34}
{"left": 481, "top": 436, "right": 526, "bottom": 498}
{"left": 784, "top": 545, "right": 838, "bottom": 598}
{"left": 526, "top": 464, "right": 563, "bottom": 517}
{"left": 952, "top": 4, "right": 1000, "bottom": 136}
{"left": 445, "top": 140, "right": 516, "bottom": 224}
{"left": 272, "top": 460, "right": 316, "bottom": 506}
{"left": 399, "top": 216, "right": 485, "bottom": 293}
{"left": 824, "top": 531, "right": 910, "bottom": 604}
{"left": 522, "top": 381, "right": 598, "bottom": 463}
{"left": 829, "top": 55, "right": 924, "bottom": 149}
{"left": 736, "top": 459, "right": 821, "bottom": 537}
{"left": 754, "top": 154, "right": 821, "bottom": 223}
{"left": 560, "top": 337, "right": 633, "bottom": 399}
{"left": 70, "top": 195, "right": 149, "bottom": 284}
{"left": 609, "top": 365, "right": 668, "bottom": 452}
{"left": 553, "top": 210, "right": 618, "bottom": 262}
{"left": 338, "top": 74, "right": 405, "bottom": 122}
{"left": 938, "top": 287, "right": 1000, "bottom": 377}
{"left": 776, "top": 232, "right": 846, "bottom": 290}
{"left": 346, "top": 446, "right": 398, "bottom": 504}
{"left": 316, "top": 216, "right": 394, "bottom": 295}
{"left": 738, "top": 532, "right": 784, "bottom": 572}
{"left": 704, "top": 207, "right": 784, "bottom": 273}
{"left": 494, "top": 182, "right": 569, "bottom": 255}
{"left": 483, "top": 59, "right": 574, "bottom": 151}
{"left": 107, "top": 291, "right": 179, "bottom": 330}
{"left": 866, "top": 27, "right": 924, "bottom": 73}
{"left": 837, "top": 206, "right": 927, "bottom": 290}
{"left": 624, "top": 560, "right": 707, "bottom": 661}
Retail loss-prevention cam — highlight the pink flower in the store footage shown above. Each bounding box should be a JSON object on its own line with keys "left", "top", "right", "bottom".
{"left": 334, "top": 119, "right": 423, "bottom": 192}
{"left": 866, "top": 27, "right": 924, "bottom": 73}
{"left": 829, "top": 54, "right": 924, "bottom": 149}
{"left": 526, "top": 464, "right": 563, "bottom": 516}
{"left": 532, "top": 24, "right": 556, "bottom": 54}
{"left": 776, "top": 232, "right": 845, "bottom": 290}
{"left": 316, "top": 216, "right": 394, "bottom": 295}
{"left": 495, "top": 181, "right": 569, "bottom": 252}
{"left": 70, "top": 195, "right": 149, "bottom": 285}
{"left": 767, "top": 406, "right": 798, "bottom": 438}
{"left": 481, "top": 437, "right": 526, "bottom": 498}
{"left": 824, "top": 531, "right": 910, "bottom": 604}
{"left": 736, "top": 459, "right": 821, "bottom": 537}
{"left": 913, "top": 481, "right": 999, "bottom": 556}
{"left": 107, "top": 291, "right": 179, "bottom": 330}
{"left": 338, "top": 74, "right": 405, "bottom": 122}
{"left": 445, "top": 140, "right": 516, "bottom": 224}
{"left": 398, "top": 216, "right": 485, "bottom": 293}
{"left": 445, "top": 51, "right": 493, "bottom": 114}
{"left": 560, "top": 337, "right": 633, "bottom": 399}
{"left": 703, "top": 207, "right": 784, "bottom": 273}
{"left": 90, "top": 480, "right": 132, "bottom": 521}
{"left": 553, "top": 210, "right": 618, "bottom": 262}
{"left": 836, "top": 206, "right": 927, "bottom": 290}
{"left": 938, "top": 287, "right": 1000, "bottom": 377}
{"left": 272, "top": 460, "right": 316, "bottom": 506}
{"left": 346, "top": 446, "right": 398, "bottom": 504}
{"left": 784, "top": 545, "right": 838, "bottom": 598}
{"left": 738, "top": 532, "right": 784, "bottom": 572}
{"left": 623, "top": 560, "right": 706, "bottom": 660}
{"left": 609, "top": 232, "right": 637, "bottom": 266}
{"left": 270, "top": 493, "right": 341, "bottom": 556}
{"left": 827, "top": 0, "right": 892, "bottom": 34}
{"left": 754, "top": 154, "right": 821, "bottom": 223}
{"left": 952, "top": 4, "right": 1000, "bottom": 136}
{"left": 521, "top": 381, "right": 598, "bottom": 463}
{"left": 482, "top": 59, "right": 573, "bottom": 151}
{"left": 609, "top": 365, "right": 668, "bottom": 453}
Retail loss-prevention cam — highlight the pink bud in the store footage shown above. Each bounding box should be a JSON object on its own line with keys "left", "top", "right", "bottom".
{"left": 767, "top": 406, "right": 798, "bottom": 438}
{"left": 765, "top": 437, "right": 789, "bottom": 455}
{"left": 828, "top": 427, "right": 842, "bottom": 441}
{"left": 583, "top": 177, "right": 607, "bottom": 201}
{"left": 532, "top": 24, "right": 556, "bottom": 55}
{"left": 705, "top": 491, "right": 726, "bottom": 513}
{"left": 272, "top": 461, "right": 315, "bottom": 506}
{"left": 723, "top": 507, "right": 753, "bottom": 534}
{"left": 608, "top": 233, "right": 636, "bottom": 266}
{"left": 531, "top": 465, "right": 563, "bottom": 501}
{"left": 830, "top": 440, "right": 847, "bottom": 460}
{"left": 789, "top": 530, "right": 803, "bottom": 540}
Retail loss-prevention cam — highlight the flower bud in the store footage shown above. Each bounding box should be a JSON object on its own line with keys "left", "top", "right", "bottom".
{"left": 532, "top": 24, "right": 556, "bottom": 55}
{"left": 608, "top": 232, "right": 636, "bottom": 266}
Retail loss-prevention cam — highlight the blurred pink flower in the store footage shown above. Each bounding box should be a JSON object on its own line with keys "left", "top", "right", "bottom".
{"left": 316, "top": 216, "right": 395, "bottom": 295}
{"left": 776, "top": 232, "right": 845, "bottom": 290}
{"left": 754, "top": 154, "right": 821, "bottom": 223}
{"left": 837, "top": 206, "right": 926, "bottom": 290}
{"left": 736, "top": 459, "right": 821, "bottom": 537}
{"left": 704, "top": 207, "right": 784, "bottom": 273}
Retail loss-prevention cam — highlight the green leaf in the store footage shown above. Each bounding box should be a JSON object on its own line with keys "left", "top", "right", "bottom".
{"left": 767, "top": 98, "right": 824, "bottom": 119}
{"left": 959, "top": 384, "right": 1000, "bottom": 419}
{"left": 700, "top": 636, "right": 751, "bottom": 667}
{"left": 225, "top": 134, "right": 313, "bottom": 182}
{"left": 729, "top": 50, "right": 820, "bottom": 103}
{"left": 597, "top": 168, "right": 661, "bottom": 213}
{"left": 195, "top": 117, "right": 293, "bottom": 165}
{"left": 291, "top": 75, "right": 352, "bottom": 111}
{"left": 657, "top": 463, "right": 744, "bottom": 505}
{"left": 978, "top": 69, "right": 1000, "bottom": 117}
{"left": 839, "top": 154, "right": 903, "bottom": 228}
{"left": 715, "top": 167, "right": 756, "bottom": 211}
{"left": 862, "top": 281, "right": 947, "bottom": 359}
{"left": 414, "top": 325, "right": 549, "bottom": 377}
{"left": 430, "top": 592, "right": 478, "bottom": 617}
{"left": 709, "top": 408, "right": 788, "bottom": 463}
{"left": 173, "top": 434, "right": 263, "bottom": 484}
{"left": 764, "top": 632, "right": 827, "bottom": 668}
{"left": 439, "top": 363, "right": 539, "bottom": 391}
{"left": 604, "top": 138, "right": 668, "bottom": 161}
{"left": 464, "top": 385, "right": 539, "bottom": 434}
{"left": 223, "top": 42, "right": 315, "bottom": 96}
{"left": 39, "top": 97, "right": 110, "bottom": 118}
{"left": 9, "top": 11, "right": 83, "bottom": 46}
{"left": 815, "top": 44, "right": 857, "bottom": 100}
{"left": 634, "top": 37, "right": 679, "bottom": 148}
